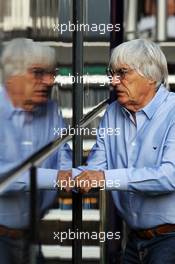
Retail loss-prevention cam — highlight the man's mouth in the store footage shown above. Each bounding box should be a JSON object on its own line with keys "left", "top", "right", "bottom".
{"left": 34, "top": 90, "right": 49, "bottom": 97}
{"left": 116, "top": 89, "right": 125, "bottom": 94}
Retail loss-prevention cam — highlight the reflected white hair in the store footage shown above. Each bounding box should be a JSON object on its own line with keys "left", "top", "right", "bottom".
{"left": 1, "top": 38, "right": 56, "bottom": 81}
{"left": 110, "top": 39, "right": 169, "bottom": 88}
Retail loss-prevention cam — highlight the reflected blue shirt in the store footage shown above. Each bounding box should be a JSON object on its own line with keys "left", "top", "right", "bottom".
{"left": 0, "top": 87, "right": 72, "bottom": 228}
{"left": 74, "top": 85, "right": 175, "bottom": 229}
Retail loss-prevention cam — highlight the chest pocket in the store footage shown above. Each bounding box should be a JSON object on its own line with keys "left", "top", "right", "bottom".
{"left": 0, "top": 122, "right": 23, "bottom": 165}
{"left": 136, "top": 132, "right": 165, "bottom": 167}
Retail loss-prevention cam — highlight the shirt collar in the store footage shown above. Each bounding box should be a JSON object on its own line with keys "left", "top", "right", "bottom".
{"left": 0, "top": 87, "right": 17, "bottom": 119}
{"left": 142, "top": 85, "right": 169, "bottom": 119}
{"left": 0, "top": 86, "right": 44, "bottom": 119}
{"left": 121, "top": 85, "right": 169, "bottom": 120}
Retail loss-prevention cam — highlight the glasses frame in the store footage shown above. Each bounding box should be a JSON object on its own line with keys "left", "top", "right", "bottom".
{"left": 106, "top": 67, "right": 133, "bottom": 80}
{"left": 28, "top": 67, "right": 59, "bottom": 80}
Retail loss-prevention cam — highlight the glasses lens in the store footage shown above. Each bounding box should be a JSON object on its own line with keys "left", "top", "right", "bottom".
{"left": 30, "top": 68, "right": 59, "bottom": 79}
{"left": 106, "top": 67, "right": 131, "bottom": 79}
{"left": 106, "top": 67, "right": 113, "bottom": 77}
{"left": 54, "top": 68, "right": 59, "bottom": 77}
{"left": 117, "top": 69, "right": 125, "bottom": 79}
{"left": 51, "top": 68, "right": 59, "bottom": 79}
{"left": 30, "top": 68, "right": 45, "bottom": 79}
{"left": 114, "top": 69, "right": 130, "bottom": 79}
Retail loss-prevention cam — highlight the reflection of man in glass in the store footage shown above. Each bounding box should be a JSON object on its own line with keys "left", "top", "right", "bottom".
{"left": 138, "top": 0, "right": 175, "bottom": 39}
{"left": 0, "top": 38, "right": 72, "bottom": 263}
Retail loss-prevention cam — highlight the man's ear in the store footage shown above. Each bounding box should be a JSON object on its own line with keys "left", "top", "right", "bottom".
{"left": 5, "top": 75, "right": 24, "bottom": 96}
{"left": 5, "top": 77, "right": 14, "bottom": 90}
{"left": 6, "top": 75, "right": 19, "bottom": 86}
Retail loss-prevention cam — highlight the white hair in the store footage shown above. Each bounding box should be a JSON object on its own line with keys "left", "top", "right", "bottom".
{"left": 1, "top": 38, "right": 56, "bottom": 81}
{"left": 110, "top": 39, "right": 169, "bottom": 88}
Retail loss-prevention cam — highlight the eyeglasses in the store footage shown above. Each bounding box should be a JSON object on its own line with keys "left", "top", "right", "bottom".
{"left": 106, "top": 67, "right": 133, "bottom": 79}
{"left": 29, "top": 67, "right": 59, "bottom": 79}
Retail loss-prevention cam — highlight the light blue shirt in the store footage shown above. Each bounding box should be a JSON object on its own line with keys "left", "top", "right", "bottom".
{"left": 0, "top": 87, "right": 72, "bottom": 228}
{"left": 74, "top": 85, "right": 175, "bottom": 229}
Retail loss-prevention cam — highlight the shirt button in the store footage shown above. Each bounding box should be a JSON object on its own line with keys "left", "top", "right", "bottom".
{"left": 133, "top": 213, "right": 137, "bottom": 218}
{"left": 131, "top": 142, "right": 136, "bottom": 146}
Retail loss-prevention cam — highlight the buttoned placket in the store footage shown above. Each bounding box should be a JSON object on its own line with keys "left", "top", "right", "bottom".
{"left": 126, "top": 110, "right": 149, "bottom": 223}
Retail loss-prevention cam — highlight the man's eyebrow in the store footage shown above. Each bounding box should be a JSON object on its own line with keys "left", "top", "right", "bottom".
{"left": 31, "top": 67, "right": 45, "bottom": 70}
{"left": 120, "top": 67, "right": 130, "bottom": 70}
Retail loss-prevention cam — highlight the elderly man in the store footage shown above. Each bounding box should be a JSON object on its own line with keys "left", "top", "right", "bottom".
{"left": 73, "top": 39, "right": 175, "bottom": 263}
{"left": 0, "top": 38, "right": 71, "bottom": 263}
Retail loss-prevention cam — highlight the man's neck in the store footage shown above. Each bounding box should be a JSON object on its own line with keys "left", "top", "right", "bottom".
{"left": 6, "top": 90, "right": 34, "bottom": 111}
{"left": 126, "top": 88, "right": 156, "bottom": 113}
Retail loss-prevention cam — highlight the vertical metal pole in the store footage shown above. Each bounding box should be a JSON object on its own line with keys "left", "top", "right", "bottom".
{"left": 109, "top": 0, "right": 124, "bottom": 102}
{"left": 110, "top": 0, "right": 124, "bottom": 49}
{"left": 29, "top": 166, "right": 38, "bottom": 264}
{"left": 99, "top": 190, "right": 106, "bottom": 264}
{"left": 72, "top": 0, "right": 83, "bottom": 263}
{"left": 103, "top": 0, "right": 124, "bottom": 263}
{"left": 126, "top": 0, "right": 138, "bottom": 40}
{"left": 156, "top": 0, "right": 167, "bottom": 41}
{"left": 0, "top": 0, "right": 4, "bottom": 85}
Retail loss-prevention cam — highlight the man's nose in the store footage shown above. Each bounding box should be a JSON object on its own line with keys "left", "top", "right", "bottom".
{"left": 42, "top": 74, "right": 55, "bottom": 86}
{"left": 111, "top": 75, "right": 121, "bottom": 86}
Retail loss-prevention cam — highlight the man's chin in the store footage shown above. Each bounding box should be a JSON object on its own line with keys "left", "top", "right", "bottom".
{"left": 117, "top": 95, "right": 128, "bottom": 106}
{"left": 24, "top": 97, "right": 49, "bottom": 109}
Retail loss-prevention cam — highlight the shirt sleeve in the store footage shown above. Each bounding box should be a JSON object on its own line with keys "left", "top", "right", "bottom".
{"left": 86, "top": 112, "right": 108, "bottom": 170}
{"left": 0, "top": 103, "right": 72, "bottom": 195}
{"left": 0, "top": 167, "right": 58, "bottom": 195}
{"left": 72, "top": 113, "right": 108, "bottom": 179}
{"left": 54, "top": 104, "right": 72, "bottom": 170}
{"left": 57, "top": 143, "right": 72, "bottom": 170}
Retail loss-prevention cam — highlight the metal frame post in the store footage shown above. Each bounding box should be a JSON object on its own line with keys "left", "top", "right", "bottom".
{"left": 102, "top": 0, "right": 124, "bottom": 262}
{"left": 110, "top": 0, "right": 124, "bottom": 49}
{"left": 99, "top": 190, "right": 107, "bottom": 264}
{"left": 109, "top": 0, "right": 124, "bottom": 103}
{"left": 156, "top": 0, "right": 167, "bottom": 41}
{"left": 126, "top": 0, "right": 138, "bottom": 40}
{"left": 29, "top": 166, "right": 38, "bottom": 264}
{"left": 72, "top": 0, "right": 84, "bottom": 263}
